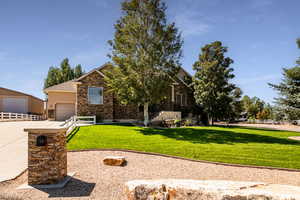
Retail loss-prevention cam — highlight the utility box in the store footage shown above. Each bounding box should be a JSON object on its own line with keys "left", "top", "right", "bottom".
{"left": 25, "top": 128, "right": 68, "bottom": 185}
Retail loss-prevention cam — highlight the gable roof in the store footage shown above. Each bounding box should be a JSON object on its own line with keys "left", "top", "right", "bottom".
{"left": 75, "top": 63, "right": 110, "bottom": 81}
{"left": 44, "top": 80, "right": 77, "bottom": 94}
{"left": 44, "top": 63, "right": 192, "bottom": 93}
{"left": 0, "top": 87, "right": 44, "bottom": 102}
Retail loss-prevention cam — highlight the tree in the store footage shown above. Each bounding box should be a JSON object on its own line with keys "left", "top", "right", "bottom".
{"left": 60, "top": 58, "right": 74, "bottom": 82}
{"left": 74, "top": 64, "right": 84, "bottom": 78}
{"left": 44, "top": 67, "right": 62, "bottom": 89}
{"left": 269, "top": 39, "right": 300, "bottom": 120}
{"left": 241, "top": 95, "right": 267, "bottom": 119}
{"left": 228, "top": 87, "right": 243, "bottom": 121}
{"left": 44, "top": 58, "right": 85, "bottom": 89}
{"left": 105, "top": 0, "right": 183, "bottom": 126}
{"left": 192, "top": 41, "right": 236, "bottom": 125}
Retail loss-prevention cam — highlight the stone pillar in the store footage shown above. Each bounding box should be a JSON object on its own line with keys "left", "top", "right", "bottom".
{"left": 25, "top": 128, "right": 68, "bottom": 185}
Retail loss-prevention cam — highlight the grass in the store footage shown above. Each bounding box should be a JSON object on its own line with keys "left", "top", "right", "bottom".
{"left": 67, "top": 124, "right": 300, "bottom": 169}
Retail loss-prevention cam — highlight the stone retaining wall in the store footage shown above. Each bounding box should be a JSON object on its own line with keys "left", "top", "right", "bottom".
{"left": 125, "top": 179, "right": 300, "bottom": 200}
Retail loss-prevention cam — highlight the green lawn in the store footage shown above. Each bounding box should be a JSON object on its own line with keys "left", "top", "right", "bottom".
{"left": 67, "top": 124, "right": 300, "bottom": 169}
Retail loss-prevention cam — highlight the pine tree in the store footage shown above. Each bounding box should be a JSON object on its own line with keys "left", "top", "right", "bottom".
{"left": 44, "top": 67, "right": 62, "bottom": 89}
{"left": 60, "top": 58, "right": 74, "bottom": 82}
{"left": 269, "top": 67, "right": 300, "bottom": 119}
{"left": 192, "top": 41, "right": 236, "bottom": 125}
{"left": 74, "top": 64, "right": 84, "bottom": 78}
{"left": 44, "top": 58, "right": 85, "bottom": 89}
{"left": 106, "top": 0, "right": 183, "bottom": 126}
{"left": 269, "top": 38, "right": 300, "bottom": 120}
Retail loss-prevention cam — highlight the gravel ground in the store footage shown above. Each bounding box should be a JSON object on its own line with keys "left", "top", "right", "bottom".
{"left": 228, "top": 123, "right": 300, "bottom": 132}
{"left": 1, "top": 150, "right": 300, "bottom": 200}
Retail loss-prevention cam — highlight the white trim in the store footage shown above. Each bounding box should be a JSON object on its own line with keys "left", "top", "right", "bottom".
{"left": 76, "top": 64, "right": 109, "bottom": 81}
{"left": 96, "top": 70, "right": 106, "bottom": 77}
{"left": 171, "top": 85, "right": 175, "bottom": 102}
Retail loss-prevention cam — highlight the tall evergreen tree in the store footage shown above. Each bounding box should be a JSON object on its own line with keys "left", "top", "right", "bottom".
{"left": 269, "top": 38, "right": 300, "bottom": 120}
{"left": 105, "top": 0, "right": 183, "bottom": 126}
{"left": 44, "top": 67, "right": 62, "bottom": 89}
{"left": 60, "top": 58, "right": 74, "bottom": 82}
{"left": 192, "top": 41, "right": 236, "bottom": 125}
{"left": 44, "top": 58, "right": 85, "bottom": 89}
{"left": 74, "top": 64, "right": 84, "bottom": 78}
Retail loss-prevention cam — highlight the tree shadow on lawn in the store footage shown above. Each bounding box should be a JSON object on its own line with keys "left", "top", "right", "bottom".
{"left": 137, "top": 127, "right": 300, "bottom": 145}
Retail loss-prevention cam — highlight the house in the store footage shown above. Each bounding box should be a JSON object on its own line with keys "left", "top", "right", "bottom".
{"left": 44, "top": 64, "right": 195, "bottom": 121}
{"left": 0, "top": 87, "right": 44, "bottom": 115}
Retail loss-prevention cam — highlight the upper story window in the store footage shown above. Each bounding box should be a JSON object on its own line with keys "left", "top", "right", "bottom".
{"left": 88, "top": 87, "right": 103, "bottom": 105}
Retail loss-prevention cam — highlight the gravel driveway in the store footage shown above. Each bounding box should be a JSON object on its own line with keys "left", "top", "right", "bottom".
{"left": 1, "top": 150, "right": 300, "bottom": 200}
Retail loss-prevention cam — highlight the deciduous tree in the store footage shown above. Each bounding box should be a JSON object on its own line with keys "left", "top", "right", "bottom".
{"left": 105, "top": 0, "right": 183, "bottom": 126}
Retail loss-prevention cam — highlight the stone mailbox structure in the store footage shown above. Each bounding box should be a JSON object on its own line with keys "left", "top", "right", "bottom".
{"left": 25, "top": 128, "right": 68, "bottom": 185}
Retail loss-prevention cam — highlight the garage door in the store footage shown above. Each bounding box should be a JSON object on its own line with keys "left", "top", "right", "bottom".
{"left": 55, "top": 103, "right": 75, "bottom": 121}
{"left": 2, "top": 97, "right": 28, "bottom": 113}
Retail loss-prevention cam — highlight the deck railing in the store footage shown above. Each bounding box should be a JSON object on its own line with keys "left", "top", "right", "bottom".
{"left": 0, "top": 112, "right": 43, "bottom": 121}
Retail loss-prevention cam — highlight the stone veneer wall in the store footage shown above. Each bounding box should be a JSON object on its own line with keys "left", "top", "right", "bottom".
{"left": 76, "top": 69, "right": 195, "bottom": 121}
{"left": 77, "top": 71, "right": 114, "bottom": 121}
{"left": 27, "top": 128, "right": 67, "bottom": 185}
{"left": 113, "top": 99, "right": 141, "bottom": 120}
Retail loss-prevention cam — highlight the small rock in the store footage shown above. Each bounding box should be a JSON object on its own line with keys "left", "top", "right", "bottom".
{"left": 103, "top": 156, "right": 126, "bottom": 166}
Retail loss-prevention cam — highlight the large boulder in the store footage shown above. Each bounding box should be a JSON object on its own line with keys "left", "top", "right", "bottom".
{"left": 125, "top": 179, "right": 300, "bottom": 200}
{"left": 103, "top": 156, "right": 126, "bottom": 166}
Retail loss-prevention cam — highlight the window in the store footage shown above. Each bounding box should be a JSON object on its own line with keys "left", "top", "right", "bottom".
{"left": 175, "top": 93, "right": 187, "bottom": 106}
{"left": 88, "top": 87, "right": 103, "bottom": 105}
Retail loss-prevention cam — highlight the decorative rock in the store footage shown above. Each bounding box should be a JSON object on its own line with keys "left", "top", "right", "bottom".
{"left": 103, "top": 156, "right": 126, "bottom": 166}
{"left": 125, "top": 180, "right": 300, "bottom": 200}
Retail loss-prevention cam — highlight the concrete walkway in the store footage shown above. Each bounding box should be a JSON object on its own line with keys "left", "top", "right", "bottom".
{"left": 0, "top": 121, "right": 62, "bottom": 182}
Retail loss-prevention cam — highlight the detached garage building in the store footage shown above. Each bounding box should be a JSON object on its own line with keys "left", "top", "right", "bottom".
{"left": 0, "top": 87, "right": 44, "bottom": 115}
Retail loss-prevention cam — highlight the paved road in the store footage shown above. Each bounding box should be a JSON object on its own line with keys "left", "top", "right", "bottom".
{"left": 0, "top": 121, "right": 62, "bottom": 182}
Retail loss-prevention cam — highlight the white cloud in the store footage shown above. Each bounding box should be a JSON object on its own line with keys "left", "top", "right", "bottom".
{"left": 174, "top": 11, "right": 211, "bottom": 37}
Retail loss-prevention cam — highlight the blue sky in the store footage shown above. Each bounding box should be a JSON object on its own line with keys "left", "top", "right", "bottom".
{"left": 0, "top": 0, "right": 299, "bottom": 103}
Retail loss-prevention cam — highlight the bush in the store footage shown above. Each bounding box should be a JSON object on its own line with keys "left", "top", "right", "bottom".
{"left": 174, "top": 119, "right": 181, "bottom": 127}
{"left": 184, "top": 119, "right": 192, "bottom": 126}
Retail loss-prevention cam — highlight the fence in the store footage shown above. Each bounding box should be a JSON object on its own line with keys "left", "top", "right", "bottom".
{"left": 63, "top": 115, "right": 96, "bottom": 135}
{"left": 0, "top": 112, "right": 43, "bottom": 121}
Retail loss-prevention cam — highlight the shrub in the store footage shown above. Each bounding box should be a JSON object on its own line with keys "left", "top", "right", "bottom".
{"left": 174, "top": 119, "right": 181, "bottom": 127}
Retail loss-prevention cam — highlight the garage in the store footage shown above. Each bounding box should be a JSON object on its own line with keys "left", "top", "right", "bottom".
{"left": 55, "top": 103, "right": 75, "bottom": 121}
{"left": 2, "top": 97, "right": 28, "bottom": 114}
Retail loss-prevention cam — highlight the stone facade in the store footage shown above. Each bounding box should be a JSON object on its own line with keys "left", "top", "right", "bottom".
{"left": 26, "top": 128, "right": 67, "bottom": 185}
{"left": 76, "top": 67, "right": 195, "bottom": 121}
{"left": 77, "top": 71, "right": 114, "bottom": 121}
